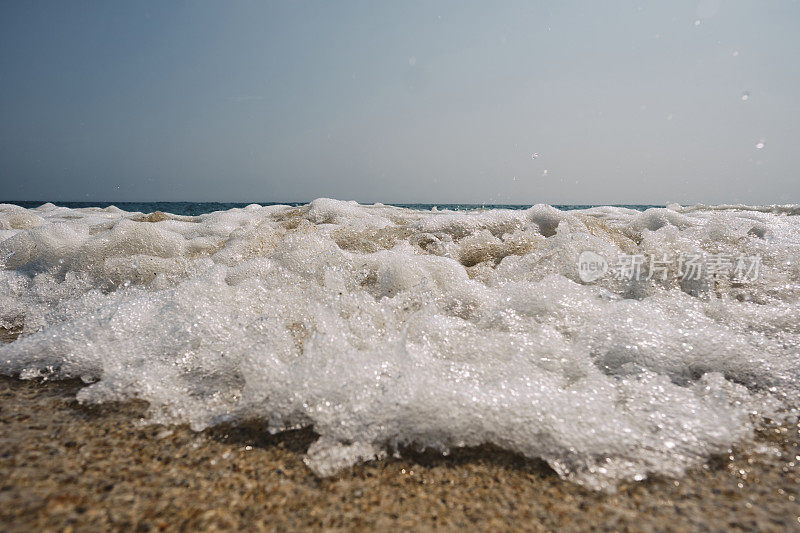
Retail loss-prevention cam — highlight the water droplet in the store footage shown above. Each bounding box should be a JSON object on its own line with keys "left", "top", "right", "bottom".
{"left": 694, "top": 19, "right": 701, "bottom": 26}
{"left": 741, "top": 91, "right": 750, "bottom": 101}
{"left": 732, "top": 50, "right": 739, "bottom": 57}
{"left": 531, "top": 153, "right": 539, "bottom": 159}
{"left": 542, "top": 169, "right": 549, "bottom": 176}
{"left": 755, "top": 140, "right": 765, "bottom": 150}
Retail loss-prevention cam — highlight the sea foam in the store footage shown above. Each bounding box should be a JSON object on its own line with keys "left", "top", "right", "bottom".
{"left": 1, "top": 199, "right": 799, "bottom": 489}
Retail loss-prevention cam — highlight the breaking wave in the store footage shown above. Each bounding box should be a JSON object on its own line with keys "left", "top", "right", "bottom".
{"left": 1, "top": 199, "right": 799, "bottom": 489}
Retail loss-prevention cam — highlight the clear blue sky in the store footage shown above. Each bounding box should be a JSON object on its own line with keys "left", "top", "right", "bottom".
{"left": 1, "top": 1, "right": 798, "bottom": 204}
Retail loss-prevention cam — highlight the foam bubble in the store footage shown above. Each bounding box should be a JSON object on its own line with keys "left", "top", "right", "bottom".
{"left": 1, "top": 200, "right": 799, "bottom": 490}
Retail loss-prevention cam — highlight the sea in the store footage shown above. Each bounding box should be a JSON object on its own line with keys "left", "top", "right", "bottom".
{"left": 4, "top": 201, "right": 663, "bottom": 215}
{"left": 1, "top": 199, "right": 798, "bottom": 490}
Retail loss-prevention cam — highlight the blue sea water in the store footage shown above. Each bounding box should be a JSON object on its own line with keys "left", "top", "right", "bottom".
{"left": 1, "top": 201, "right": 662, "bottom": 216}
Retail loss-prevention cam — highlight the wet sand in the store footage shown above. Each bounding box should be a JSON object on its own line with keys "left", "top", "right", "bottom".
{"left": 0, "top": 373, "right": 798, "bottom": 532}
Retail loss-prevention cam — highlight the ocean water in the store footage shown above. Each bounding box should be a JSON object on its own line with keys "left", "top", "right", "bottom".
{"left": 1, "top": 199, "right": 799, "bottom": 490}
{"left": 4, "top": 201, "right": 663, "bottom": 216}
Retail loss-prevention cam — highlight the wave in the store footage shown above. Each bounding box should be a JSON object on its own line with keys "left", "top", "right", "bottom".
{"left": 1, "top": 198, "right": 799, "bottom": 490}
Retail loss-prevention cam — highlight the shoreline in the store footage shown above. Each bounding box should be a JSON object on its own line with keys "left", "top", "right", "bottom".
{"left": 1, "top": 375, "right": 798, "bottom": 531}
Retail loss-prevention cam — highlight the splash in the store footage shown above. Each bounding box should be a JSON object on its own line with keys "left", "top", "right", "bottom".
{"left": 1, "top": 199, "right": 798, "bottom": 489}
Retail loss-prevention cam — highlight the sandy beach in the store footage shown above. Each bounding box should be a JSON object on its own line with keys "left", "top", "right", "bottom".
{"left": 1, "top": 370, "right": 798, "bottom": 531}
{"left": 3, "top": 0, "right": 800, "bottom": 528}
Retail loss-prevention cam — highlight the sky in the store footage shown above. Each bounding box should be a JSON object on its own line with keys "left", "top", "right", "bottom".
{"left": 1, "top": 1, "right": 799, "bottom": 205}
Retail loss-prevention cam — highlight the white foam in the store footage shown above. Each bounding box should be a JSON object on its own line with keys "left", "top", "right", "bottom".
{"left": 1, "top": 200, "right": 799, "bottom": 490}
